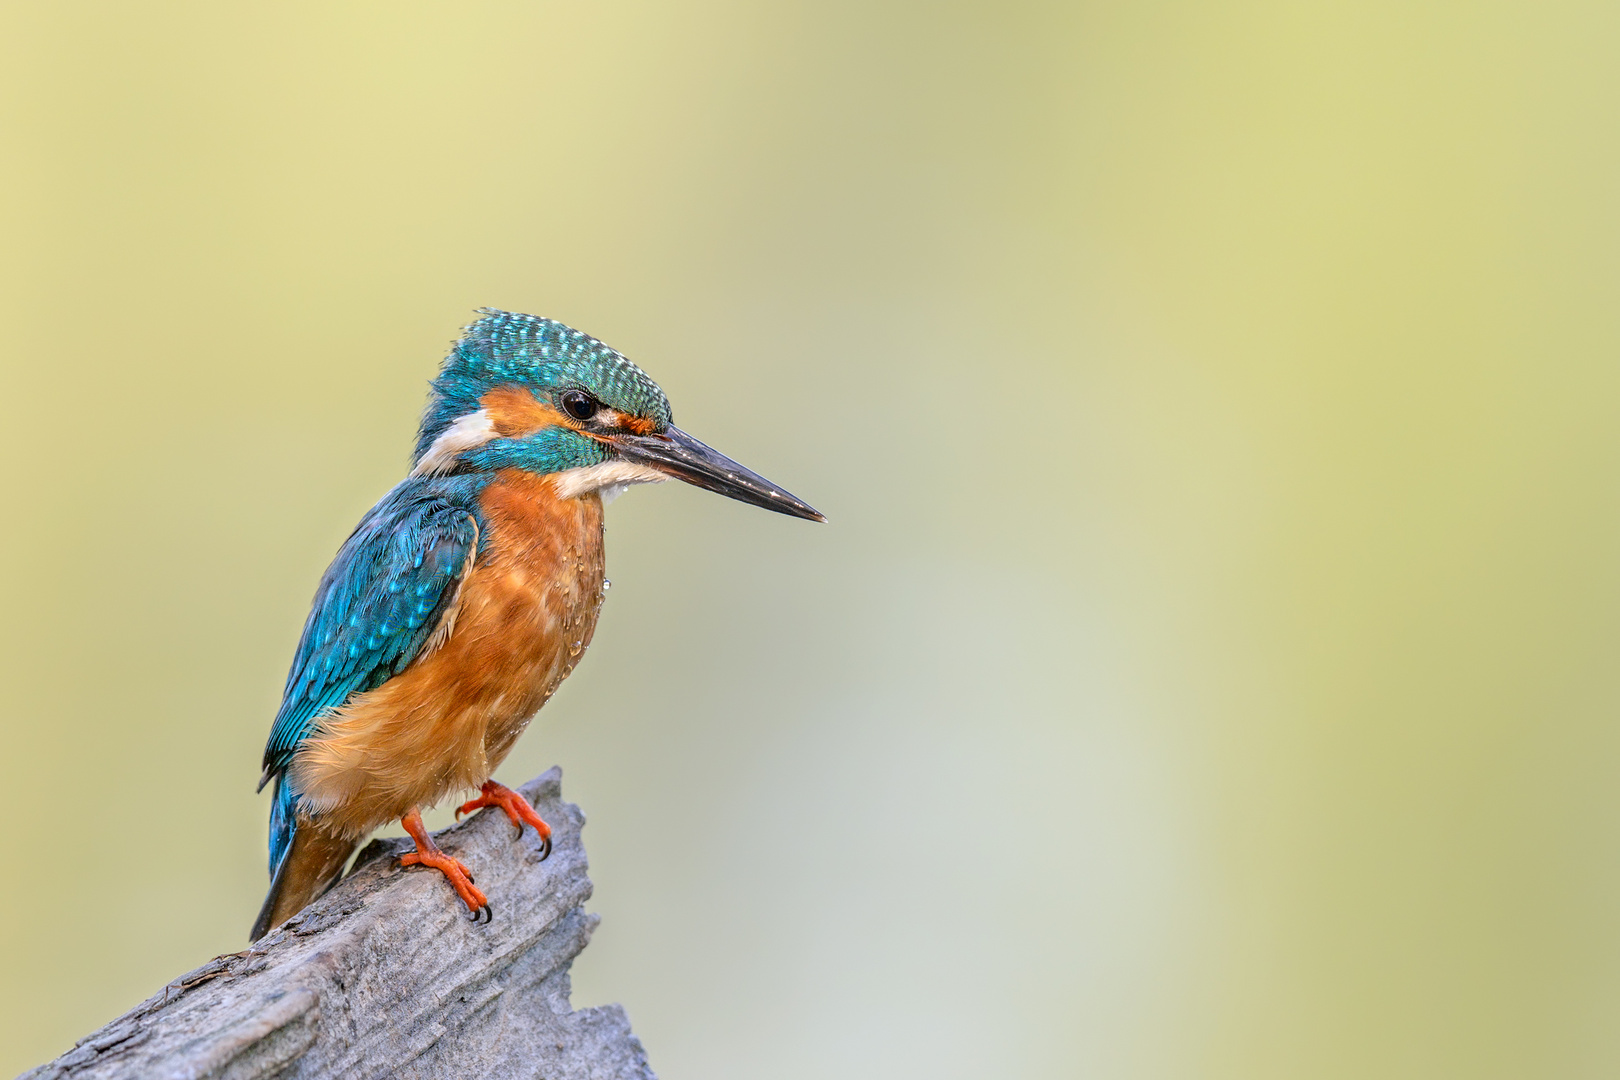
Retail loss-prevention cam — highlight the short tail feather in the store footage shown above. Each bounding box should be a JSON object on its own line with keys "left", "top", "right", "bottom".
{"left": 250, "top": 777, "right": 356, "bottom": 941}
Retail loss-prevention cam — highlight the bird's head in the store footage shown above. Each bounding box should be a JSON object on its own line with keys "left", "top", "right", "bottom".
{"left": 413, "top": 309, "right": 823, "bottom": 521}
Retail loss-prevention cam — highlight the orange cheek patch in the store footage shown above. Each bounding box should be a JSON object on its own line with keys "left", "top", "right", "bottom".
{"left": 480, "top": 386, "right": 567, "bottom": 437}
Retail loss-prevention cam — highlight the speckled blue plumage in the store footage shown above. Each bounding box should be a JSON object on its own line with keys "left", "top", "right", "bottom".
{"left": 416, "top": 309, "right": 671, "bottom": 462}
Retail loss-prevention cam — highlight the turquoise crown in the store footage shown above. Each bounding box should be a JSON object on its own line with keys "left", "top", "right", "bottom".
{"left": 415, "top": 309, "right": 673, "bottom": 461}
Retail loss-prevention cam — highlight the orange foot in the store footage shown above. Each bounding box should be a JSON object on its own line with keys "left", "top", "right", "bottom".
{"left": 399, "top": 808, "right": 491, "bottom": 923}
{"left": 457, "top": 780, "right": 554, "bottom": 860}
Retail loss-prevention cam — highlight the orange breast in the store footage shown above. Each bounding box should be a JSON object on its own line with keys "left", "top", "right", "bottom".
{"left": 289, "top": 469, "right": 607, "bottom": 838}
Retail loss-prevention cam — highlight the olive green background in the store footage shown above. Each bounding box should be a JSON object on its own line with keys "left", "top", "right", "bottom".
{"left": 2, "top": 3, "right": 1618, "bottom": 1077}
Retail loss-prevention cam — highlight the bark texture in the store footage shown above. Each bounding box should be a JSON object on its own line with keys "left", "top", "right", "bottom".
{"left": 20, "top": 769, "right": 655, "bottom": 1080}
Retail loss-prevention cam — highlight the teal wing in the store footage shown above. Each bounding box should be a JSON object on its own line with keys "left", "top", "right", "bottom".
{"left": 261, "top": 486, "right": 479, "bottom": 801}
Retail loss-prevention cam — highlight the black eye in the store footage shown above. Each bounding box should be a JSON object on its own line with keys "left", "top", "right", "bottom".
{"left": 560, "top": 390, "right": 599, "bottom": 421}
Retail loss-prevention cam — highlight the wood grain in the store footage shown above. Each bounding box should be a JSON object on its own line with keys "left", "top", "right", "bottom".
{"left": 19, "top": 769, "right": 655, "bottom": 1080}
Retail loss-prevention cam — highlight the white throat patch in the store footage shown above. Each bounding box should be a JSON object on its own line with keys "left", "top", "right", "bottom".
{"left": 550, "top": 460, "right": 668, "bottom": 501}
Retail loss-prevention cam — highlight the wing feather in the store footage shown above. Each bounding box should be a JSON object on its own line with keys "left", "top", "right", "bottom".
{"left": 260, "top": 487, "right": 480, "bottom": 785}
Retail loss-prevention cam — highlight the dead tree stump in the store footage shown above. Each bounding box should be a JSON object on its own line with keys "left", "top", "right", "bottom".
{"left": 19, "top": 768, "right": 655, "bottom": 1080}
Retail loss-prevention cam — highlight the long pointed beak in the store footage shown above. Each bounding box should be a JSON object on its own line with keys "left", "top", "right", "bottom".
{"left": 610, "top": 426, "right": 825, "bottom": 522}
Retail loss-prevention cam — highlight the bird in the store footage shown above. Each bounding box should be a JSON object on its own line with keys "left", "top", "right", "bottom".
{"left": 250, "top": 309, "right": 822, "bottom": 942}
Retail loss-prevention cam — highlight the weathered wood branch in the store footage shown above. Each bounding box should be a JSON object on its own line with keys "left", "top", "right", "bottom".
{"left": 20, "top": 769, "right": 655, "bottom": 1080}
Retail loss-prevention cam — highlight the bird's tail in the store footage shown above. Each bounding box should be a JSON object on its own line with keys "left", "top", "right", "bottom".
{"left": 250, "top": 777, "right": 356, "bottom": 942}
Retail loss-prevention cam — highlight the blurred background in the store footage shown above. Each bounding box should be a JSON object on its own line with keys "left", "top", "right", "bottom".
{"left": 2, "top": 2, "right": 1618, "bottom": 1077}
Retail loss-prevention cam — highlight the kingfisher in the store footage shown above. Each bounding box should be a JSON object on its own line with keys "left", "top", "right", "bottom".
{"left": 250, "top": 309, "right": 822, "bottom": 942}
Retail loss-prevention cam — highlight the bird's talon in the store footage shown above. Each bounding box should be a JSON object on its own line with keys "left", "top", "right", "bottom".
{"left": 399, "top": 810, "right": 488, "bottom": 919}
{"left": 460, "top": 780, "right": 554, "bottom": 854}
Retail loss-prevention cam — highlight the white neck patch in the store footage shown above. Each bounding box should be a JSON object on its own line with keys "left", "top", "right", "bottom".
{"left": 411, "top": 409, "right": 497, "bottom": 477}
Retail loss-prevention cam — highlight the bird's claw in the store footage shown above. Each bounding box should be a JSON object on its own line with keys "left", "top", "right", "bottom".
{"left": 469, "top": 902, "right": 494, "bottom": 925}
{"left": 399, "top": 847, "right": 487, "bottom": 916}
{"left": 459, "top": 780, "right": 554, "bottom": 858}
